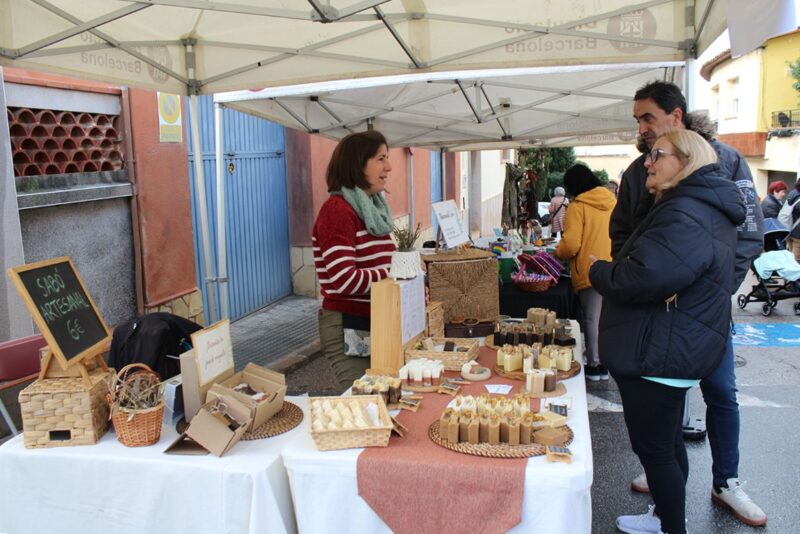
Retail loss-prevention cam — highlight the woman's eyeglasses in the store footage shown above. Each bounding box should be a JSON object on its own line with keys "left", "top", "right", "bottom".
{"left": 646, "top": 148, "right": 677, "bottom": 164}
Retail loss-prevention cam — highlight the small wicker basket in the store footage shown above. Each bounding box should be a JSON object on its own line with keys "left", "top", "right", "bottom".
{"left": 107, "top": 363, "right": 165, "bottom": 447}
{"left": 309, "top": 395, "right": 393, "bottom": 451}
{"left": 405, "top": 337, "right": 479, "bottom": 370}
{"left": 513, "top": 271, "right": 551, "bottom": 292}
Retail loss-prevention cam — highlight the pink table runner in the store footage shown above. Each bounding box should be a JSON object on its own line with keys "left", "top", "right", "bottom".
{"left": 357, "top": 347, "right": 529, "bottom": 534}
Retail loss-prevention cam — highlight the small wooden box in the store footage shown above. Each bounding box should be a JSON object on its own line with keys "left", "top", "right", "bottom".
{"left": 426, "top": 301, "right": 445, "bottom": 338}
{"left": 18, "top": 369, "right": 111, "bottom": 449}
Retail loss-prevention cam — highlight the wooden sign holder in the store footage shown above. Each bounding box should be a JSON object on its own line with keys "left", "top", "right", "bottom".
{"left": 38, "top": 347, "right": 109, "bottom": 389}
{"left": 7, "top": 256, "right": 112, "bottom": 389}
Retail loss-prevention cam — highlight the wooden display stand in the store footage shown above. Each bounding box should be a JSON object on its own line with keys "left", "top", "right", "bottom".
{"left": 8, "top": 256, "right": 114, "bottom": 448}
{"left": 370, "top": 276, "right": 426, "bottom": 373}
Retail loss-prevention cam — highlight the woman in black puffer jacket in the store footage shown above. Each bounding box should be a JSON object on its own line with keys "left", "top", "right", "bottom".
{"left": 589, "top": 129, "right": 745, "bottom": 534}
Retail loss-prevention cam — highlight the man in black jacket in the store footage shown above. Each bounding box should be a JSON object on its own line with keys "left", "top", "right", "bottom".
{"left": 611, "top": 81, "right": 767, "bottom": 528}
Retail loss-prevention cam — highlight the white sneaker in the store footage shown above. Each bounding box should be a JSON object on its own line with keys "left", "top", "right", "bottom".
{"left": 616, "top": 504, "right": 662, "bottom": 533}
{"left": 631, "top": 472, "right": 650, "bottom": 493}
{"left": 712, "top": 478, "right": 767, "bottom": 526}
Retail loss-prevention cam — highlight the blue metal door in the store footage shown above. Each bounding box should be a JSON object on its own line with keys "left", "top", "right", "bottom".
{"left": 430, "top": 150, "right": 443, "bottom": 235}
{"left": 187, "top": 96, "right": 291, "bottom": 320}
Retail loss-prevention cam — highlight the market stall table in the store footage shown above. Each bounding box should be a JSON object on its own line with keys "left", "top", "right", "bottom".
{"left": 0, "top": 396, "right": 308, "bottom": 534}
{"left": 282, "top": 322, "right": 592, "bottom": 534}
{"left": 500, "top": 277, "right": 580, "bottom": 320}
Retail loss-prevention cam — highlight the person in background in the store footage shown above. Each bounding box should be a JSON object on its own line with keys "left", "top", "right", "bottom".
{"left": 592, "top": 128, "right": 745, "bottom": 534}
{"left": 610, "top": 80, "right": 766, "bottom": 529}
{"left": 554, "top": 164, "right": 616, "bottom": 382}
{"left": 548, "top": 186, "right": 569, "bottom": 237}
{"left": 785, "top": 178, "right": 800, "bottom": 261}
{"left": 760, "top": 181, "right": 787, "bottom": 219}
{"left": 312, "top": 130, "right": 396, "bottom": 389}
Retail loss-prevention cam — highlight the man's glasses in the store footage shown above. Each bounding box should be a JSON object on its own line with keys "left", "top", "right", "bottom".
{"left": 646, "top": 148, "right": 677, "bottom": 164}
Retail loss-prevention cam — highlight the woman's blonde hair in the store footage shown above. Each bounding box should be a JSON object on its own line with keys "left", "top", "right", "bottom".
{"left": 654, "top": 129, "right": 718, "bottom": 192}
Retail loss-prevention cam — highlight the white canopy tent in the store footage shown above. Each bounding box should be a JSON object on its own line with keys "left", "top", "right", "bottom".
{"left": 0, "top": 0, "right": 759, "bottom": 321}
{"left": 215, "top": 62, "right": 685, "bottom": 150}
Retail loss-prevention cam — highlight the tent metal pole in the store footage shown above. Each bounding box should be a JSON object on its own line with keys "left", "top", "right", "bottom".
{"left": 214, "top": 102, "right": 229, "bottom": 320}
{"left": 188, "top": 94, "right": 218, "bottom": 324}
{"left": 408, "top": 148, "right": 414, "bottom": 230}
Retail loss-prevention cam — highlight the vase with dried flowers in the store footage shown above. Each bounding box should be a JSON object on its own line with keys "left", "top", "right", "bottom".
{"left": 107, "top": 363, "right": 165, "bottom": 447}
{"left": 390, "top": 223, "right": 423, "bottom": 280}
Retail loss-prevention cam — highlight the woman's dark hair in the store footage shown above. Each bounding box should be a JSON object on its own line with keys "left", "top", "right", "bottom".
{"left": 326, "top": 130, "right": 388, "bottom": 192}
{"left": 563, "top": 164, "right": 602, "bottom": 197}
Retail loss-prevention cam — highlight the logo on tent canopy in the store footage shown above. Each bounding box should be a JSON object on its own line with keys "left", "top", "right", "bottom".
{"left": 607, "top": 9, "right": 657, "bottom": 53}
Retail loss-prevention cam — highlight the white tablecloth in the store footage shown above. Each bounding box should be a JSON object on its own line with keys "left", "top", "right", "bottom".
{"left": 0, "top": 396, "right": 308, "bottom": 534}
{"left": 282, "top": 321, "right": 593, "bottom": 534}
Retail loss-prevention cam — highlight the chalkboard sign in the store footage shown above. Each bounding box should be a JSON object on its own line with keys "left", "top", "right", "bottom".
{"left": 8, "top": 256, "right": 110, "bottom": 367}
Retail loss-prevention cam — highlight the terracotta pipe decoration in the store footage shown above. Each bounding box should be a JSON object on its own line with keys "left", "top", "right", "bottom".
{"left": 82, "top": 161, "right": 99, "bottom": 172}
{"left": 89, "top": 149, "right": 102, "bottom": 161}
{"left": 33, "top": 150, "right": 50, "bottom": 164}
{"left": 56, "top": 111, "right": 77, "bottom": 125}
{"left": 88, "top": 126, "right": 103, "bottom": 138}
{"left": 15, "top": 109, "right": 36, "bottom": 124}
{"left": 80, "top": 138, "right": 94, "bottom": 149}
{"left": 100, "top": 160, "right": 115, "bottom": 171}
{"left": 99, "top": 138, "right": 113, "bottom": 148}
{"left": 9, "top": 123, "right": 26, "bottom": 137}
{"left": 44, "top": 164, "right": 60, "bottom": 175}
{"left": 22, "top": 163, "right": 43, "bottom": 176}
{"left": 96, "top": 114, "right": 111, "bottom": 126}
{"left": 52, "top": 151, "right": 69, "bottom": 164}
{"left": 36, "top": 110, "right": 57, "bottom": 124}
{"left": 73, "top": 150, "right": 88, "bottom": 162}
{"left": 13, "top": 152, "right": 31, "bottom": 165}
{"left": 30, "top": 125, "right": 48, "bottom": 138}
{"left": 62, "top": 138, "right": 78, "bottom": 150}
{"left": 64, "top": 163, "right": 80, "bottom": 173}
{"left": 104, "top": 127, "right": 119, "bottom": 141}
{"left": 68, "top": 125, "right": 84, "bottom": 138}
{"left": 76, "top": 112, "right": 93, "bottom": 126}
{"left": 20, "top": 137, "right": 39, "bottom": 150}
{"left": 42, "top": 138, "right": 59, "bottom": 150}
{"left": 50, "top": 125, "right": 68, "bottom": 138}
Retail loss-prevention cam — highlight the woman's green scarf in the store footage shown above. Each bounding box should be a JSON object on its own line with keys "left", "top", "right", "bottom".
{"left": 333, "top": 187, "right": 393, "bottom": 237}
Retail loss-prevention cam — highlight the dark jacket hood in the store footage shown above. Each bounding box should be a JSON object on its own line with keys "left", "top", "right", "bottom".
{"left": 662, "top": 163, "right": 747, "bottom": 226}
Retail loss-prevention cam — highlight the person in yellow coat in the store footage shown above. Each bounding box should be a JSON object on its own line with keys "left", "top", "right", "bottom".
{"left": 555, "top": 164, "right": 617, "bottom": 381}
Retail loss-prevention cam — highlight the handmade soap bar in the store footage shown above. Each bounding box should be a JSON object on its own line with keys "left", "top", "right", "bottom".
{"left": 538, "top": 410, "right": 567, "bottom": 428}
{"left": 556, "top": 351, "right": 572, "bottom": 372}
{"left": 504, "top": 350, "right": 522, "bottom": 372}
{"left": 533, "top": 426, "right": 569, "bottom": 446}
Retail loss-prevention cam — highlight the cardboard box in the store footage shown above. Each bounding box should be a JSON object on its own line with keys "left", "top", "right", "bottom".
{"left": 185, "top": 394, "right": 252, "bottom": 457}
{"left": 206, "top": 363, "right": 286, "bottom": 431}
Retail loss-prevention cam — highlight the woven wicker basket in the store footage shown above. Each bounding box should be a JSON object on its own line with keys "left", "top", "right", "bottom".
{"left": 405, "top": 337, "right": 479, "bottom": 371}
{"left": 309, "top": 395, "right": 392, "bottom": 451}
{"left": 108, "top": 363, "right": 164, "bottom": 447}
{"left": 514, "top": 277, "right": 551, "bottom": 292}
{"left": 425, "top": 252, "right": 499, "bottom": 322}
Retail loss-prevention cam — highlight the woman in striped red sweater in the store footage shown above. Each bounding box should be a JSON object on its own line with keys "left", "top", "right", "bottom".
{"left": 312, "top": 130, "right": 396, "bottom": 387}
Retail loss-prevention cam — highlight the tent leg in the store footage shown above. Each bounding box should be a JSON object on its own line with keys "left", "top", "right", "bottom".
{"left": 214, "top": 102, "right": 229, "bottom": 321}
{"left": 188, "top": 94, "right": 218, "bottom": 325}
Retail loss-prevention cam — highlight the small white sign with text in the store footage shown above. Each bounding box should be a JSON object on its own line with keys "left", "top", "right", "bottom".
{"left": 432, "top": 200, "right": 470, "bottom": 248}
{"left": 191, "top": 320, "right": 235, "bottom": 386}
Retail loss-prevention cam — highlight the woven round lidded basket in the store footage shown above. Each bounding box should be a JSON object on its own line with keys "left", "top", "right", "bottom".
{"left": 107, "top": 363, "right": 165, "bottom": 447}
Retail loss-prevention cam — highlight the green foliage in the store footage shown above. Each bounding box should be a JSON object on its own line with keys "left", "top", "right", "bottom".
{"left": 790, "top": 57, "right": 800, "bottom": 98}
{"left": 518, "top": 147, "right": 576, "bottom": 200}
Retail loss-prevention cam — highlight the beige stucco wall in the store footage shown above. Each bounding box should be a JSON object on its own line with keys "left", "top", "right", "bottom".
{"left": 575, "top": 144, "right": 641, "bottom": 181}
{"left": 709, "top": 50, "right": 762, "bottom": 134}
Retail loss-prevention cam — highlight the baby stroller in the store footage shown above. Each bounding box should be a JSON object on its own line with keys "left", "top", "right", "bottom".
{"left": 736, "top": 218, "right": 800, "bottom": 316}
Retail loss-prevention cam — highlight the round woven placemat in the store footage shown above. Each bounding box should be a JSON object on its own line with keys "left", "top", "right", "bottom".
{"left": 242, "top": 401, "right": 304, "bottom": 440}
{"left": 428, "top": 421, "right": 574, "bottom": 458}
{"left": 494, "top": 360, "right": 581, "bottom": 381}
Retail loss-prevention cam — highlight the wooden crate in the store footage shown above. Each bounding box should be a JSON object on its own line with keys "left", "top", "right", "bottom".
{"left": 405, "top": 337, "right": 479, "bottom": 371}
{"left": 309, "top": 395, "right": 393, "bottom": 451}
{"left": 18, "top": 369, "right": 111, "bottom": 448}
